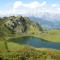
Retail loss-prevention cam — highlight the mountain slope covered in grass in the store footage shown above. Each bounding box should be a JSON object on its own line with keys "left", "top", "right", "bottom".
{"left": 0, "top": 45, "right": 60, "bottom": 60}
{"left": 0, "top": 16, "right": 43, "bottom": 36}
{"left": 0, "top": 16, "right": 60, "bottom": 60}
{"left": 0, "top": 16, "right": 60, "bottom": 42}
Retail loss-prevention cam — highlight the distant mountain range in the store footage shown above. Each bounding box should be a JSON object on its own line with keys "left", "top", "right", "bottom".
{"left": 29, "top": 16, "right": 60, "bottom": 30}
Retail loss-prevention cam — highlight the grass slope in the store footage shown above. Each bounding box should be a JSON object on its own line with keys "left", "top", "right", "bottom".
{"left": 0, "top": 16, "right": 60, "bottom": 42}
{"left": 0, "top": 40, "right": 60, "bottom": 60}
{"left": 0, "top": 16, "right": 60, "bottom": 60}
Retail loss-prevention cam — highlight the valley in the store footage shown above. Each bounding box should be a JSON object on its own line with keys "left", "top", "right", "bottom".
{"left": 0, "top": 16, "right": 60, "bottom": 60}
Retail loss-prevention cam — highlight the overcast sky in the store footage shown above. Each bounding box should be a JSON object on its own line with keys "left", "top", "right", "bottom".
{"left": 0, "top": 0, "right": 60, "bottom": 19}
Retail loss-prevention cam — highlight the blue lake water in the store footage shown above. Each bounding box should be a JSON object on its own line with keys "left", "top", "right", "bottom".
{"left": 9, "top": 36, "right": 60, "bottom": 50}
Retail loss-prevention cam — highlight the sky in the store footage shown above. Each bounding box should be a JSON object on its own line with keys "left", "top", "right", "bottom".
{"left": 0, "top": 0, "right": 60, "bottom": 19}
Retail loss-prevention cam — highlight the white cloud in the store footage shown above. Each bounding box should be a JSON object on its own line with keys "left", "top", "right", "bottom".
{"left": 0, "top": 0, "right": 60, "bottom": 20}
{"left": 24, "top": 1, "right": 40, "bottom": 8}
{"left": 12, "top": 1, "right": 60, "bottom": 18}
{"left": 12, "top": 1, "right": 48, "bottom": 16}
{"left": 13, "top": 1, "right": 23, "bottom": 9}
{"left": 41, "top": 1, "right": 47, "bottom": 6}
{"left": 0, "top": 11, "right": 6, "bottom": 17}
{"left": 52, "top": 4, "right": 57, "bottom": 7}
{"left": 13, "top": 1, "right": 40, "bottom": 9}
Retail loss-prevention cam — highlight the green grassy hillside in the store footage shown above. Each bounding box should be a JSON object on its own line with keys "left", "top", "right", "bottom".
{"left": 0, "top": 16, "right": 43, "bottom": 36}
{"left": 0, "top": 16, "right": 60, "bottom": 42}
{"left": 0, "top": 16, "right": 60, "bottom": 60}
{"left": 0, "top": 41, "right": 60, "bottom": 60}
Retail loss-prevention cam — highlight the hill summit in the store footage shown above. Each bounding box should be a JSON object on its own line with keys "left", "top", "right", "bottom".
{"left": 0, "top": 16, "right": 43, "bottom": 36}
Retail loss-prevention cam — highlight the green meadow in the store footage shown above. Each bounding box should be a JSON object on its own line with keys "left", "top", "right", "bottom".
{"left": 0, "top": 16, "right": 60, "bottom": 60}
{"left": 0, "top": 40, "right": 60, "bottom": 60}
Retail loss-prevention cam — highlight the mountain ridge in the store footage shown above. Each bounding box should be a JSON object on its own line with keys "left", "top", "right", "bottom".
{"left": 29, "top": 16, "right": 60, "bottom": 29}
{"left": 0, "top": 16, "right": 43, "bottom": 37}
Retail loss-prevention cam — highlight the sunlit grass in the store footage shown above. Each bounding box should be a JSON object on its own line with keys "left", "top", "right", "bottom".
{"left": 0, "top": 41, "right": 60, "bottom": 60}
